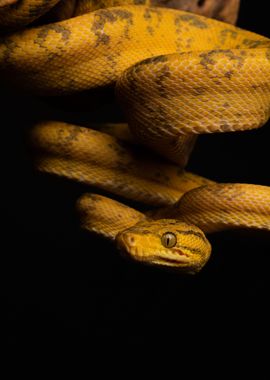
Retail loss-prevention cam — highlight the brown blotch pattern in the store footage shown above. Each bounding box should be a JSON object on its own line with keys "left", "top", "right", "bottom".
{"left": 224, "top": 70, "right": 233, "bottom": 79}
{"left": 155, "top": 63, "right": 171, "bottom": 98}
{"left": 199, "top": 49, "right": 244, "bottom": 70}
{"left": 219, "top": 28, "right": 238, "bottom": 45}
{"left": 143, "top": 6, "right": 162, "bottom": 24}
{"left": 34, "top": 23, "right": 71, "bottom": 48}
{"left": 175, "top": 13, "right": 208, "bottom": 29}
{"left": 242, "top": 39, "right": 270, "bottom": 48}
{"left": 91, "top": 8, "right": 134, "bottom": 46}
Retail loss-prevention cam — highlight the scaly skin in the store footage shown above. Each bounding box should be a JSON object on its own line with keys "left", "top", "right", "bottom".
{"left": 31, "top": 121, "right": 270, "bottom": 273}
{"left": 117, "top": 45, "right": 270, "bottom": 164}
{"left": 0, "top": 0, "right": 187, "bottom": 30}
{"left": 1, "top": 0, "right": 239, "bottom": 29}
{"left": 0, "top": 5, "right": 269, "bottom": 94}
{"left": 0, "top": 0, "right": 60, "bottom": 30}
{"left": 149, "top": 184, "right": 270, "bottom": 233}
{"left": 77, "top": 193, "right": 211, "bottom": 274}
{"left": 30, "top": 121, "right": 212, "bottom": 207}
{"left": 2, "top": 2, "right": 270, "bottom": 272}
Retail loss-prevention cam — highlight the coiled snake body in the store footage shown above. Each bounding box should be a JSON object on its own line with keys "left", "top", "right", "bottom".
{"left": 1, "top": 0, "right": 270, "bottom": 273}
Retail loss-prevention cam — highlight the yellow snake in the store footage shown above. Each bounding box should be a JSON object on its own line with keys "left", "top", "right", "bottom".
{"left": 1, "top": 0, "right": 270, "bottom": 273}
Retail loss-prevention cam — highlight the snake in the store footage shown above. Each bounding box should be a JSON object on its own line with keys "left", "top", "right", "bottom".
{"left": 1, "top": 0, "right": 270, "bottom": 273}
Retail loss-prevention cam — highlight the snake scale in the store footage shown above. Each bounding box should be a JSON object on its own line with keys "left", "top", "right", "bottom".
{"left": 1, "top": 0, "right": 270, "bottom": 273}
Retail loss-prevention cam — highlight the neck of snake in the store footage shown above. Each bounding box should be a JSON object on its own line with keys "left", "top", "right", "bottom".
{"left": 148, "top": 183, "right": 270, "bottom": 234}
{"left": 76, "top": 193, "right": 146, "bottom": 240}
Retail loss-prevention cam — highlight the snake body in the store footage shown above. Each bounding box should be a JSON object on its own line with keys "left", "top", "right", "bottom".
{"left": 31, "top": 120, "right": 270, "bottom": 273}
{"left": 1, "top": 1, "right": 270, "bottom": 272}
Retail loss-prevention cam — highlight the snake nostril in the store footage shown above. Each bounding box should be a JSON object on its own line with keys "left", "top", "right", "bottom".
{"left": 121, "top": 232, "right": 136, "bottom": 247}
{"left": 127, "top": 235, "right": 135, "bottom": 246}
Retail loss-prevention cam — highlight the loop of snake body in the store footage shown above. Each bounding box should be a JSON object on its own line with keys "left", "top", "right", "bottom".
{"left": 1, "top": 0, "right": 270, "bottom": 273}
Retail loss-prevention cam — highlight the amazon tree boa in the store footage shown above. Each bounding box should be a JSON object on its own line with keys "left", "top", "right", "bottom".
{"left": 0, "top": 0, "right": 270, "bottom": 273}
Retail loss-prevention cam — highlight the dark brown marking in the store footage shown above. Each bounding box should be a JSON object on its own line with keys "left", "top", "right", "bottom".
{"left": 192, "top": 86, "right": 207, "bottom": 96}
{"left": 34, "top": 24, "right": 71, "bottom": 47}
{"left": 220, "top": 121, "right": 231, "bottom": 131}
{"left": 144, "top": 7, "right": 162, "bottom": 19}
{"left": 219, "top": 29, "right": 238, "bottom": 45}
{"left": 175, "top": 229, "right": 207, "bottom": 242}
{"left": 199, "top": 51, "right": 215, "bottom": 68}
{"left": 91, "top": 8, "right": 134, "bottom": 46}
{"left": 143, "top": 7, "right": 152, "bottom": 19}
{"left": 242, "top": 39, "right": 270, "bottom": 48}
{"left": 251, "top": 84, "right": 260, "bottom": 90}
{"left": 147, "top": 25, "right": 154, "bottom": 35}
{"left": 177, "top": 245, "right": 203, "bottom": 255}
{"left": 175, "top": 13, "right": 208, "bottom": 29}
{"left": 224, "top": 70, "right": 233, "bottom": 79}
{"left": 155, "top": 64, "right": 171, "bottom": 98}
{"left": 199, "top": 49, "right": 244, "bottom": 70}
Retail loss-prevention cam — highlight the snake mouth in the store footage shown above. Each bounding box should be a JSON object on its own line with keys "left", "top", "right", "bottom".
{"left": 171, "top": 248, "right": 189, "bottom": 257}
{"left": 149, "top": 257, "right": 190, "bottom": 267}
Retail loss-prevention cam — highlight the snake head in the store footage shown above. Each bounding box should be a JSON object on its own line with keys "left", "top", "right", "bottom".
{"left": 116, "top": 219, "right": 211, "bottom": 274}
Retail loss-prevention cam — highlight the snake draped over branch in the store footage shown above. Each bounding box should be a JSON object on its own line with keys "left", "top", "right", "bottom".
{"left": 0, "top": 0, "right": 270, "bottom": 273}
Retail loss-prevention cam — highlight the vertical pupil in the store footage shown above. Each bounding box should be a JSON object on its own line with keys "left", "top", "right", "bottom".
{"left": 161, "top": 232, "right": 176, "bottom": 248}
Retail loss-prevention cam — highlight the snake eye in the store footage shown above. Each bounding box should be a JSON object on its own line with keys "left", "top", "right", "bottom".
{"left": 161, "top": 232, "right": 177, "bottom": 248}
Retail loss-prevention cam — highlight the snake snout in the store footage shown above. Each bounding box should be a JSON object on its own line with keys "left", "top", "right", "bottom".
{"left": 116, "top": 231, "right": 139, "bottom": 260}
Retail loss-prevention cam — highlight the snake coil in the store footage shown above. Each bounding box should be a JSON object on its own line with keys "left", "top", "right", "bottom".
{"left": 1, "top": 0, "right": 270, "bottom": 273}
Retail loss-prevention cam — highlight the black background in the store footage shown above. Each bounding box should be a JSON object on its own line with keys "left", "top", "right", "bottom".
{"left": 1, "top": 1, "right": 269, "bottom": 364}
